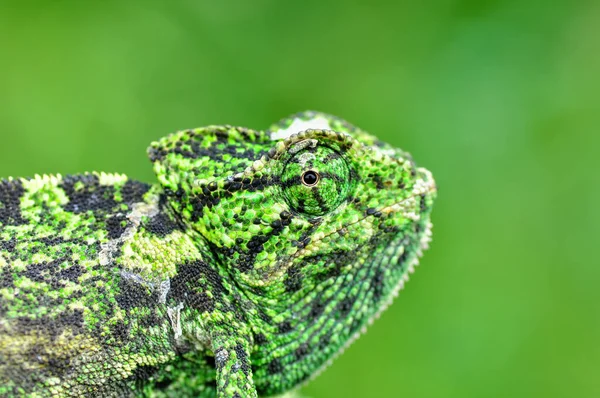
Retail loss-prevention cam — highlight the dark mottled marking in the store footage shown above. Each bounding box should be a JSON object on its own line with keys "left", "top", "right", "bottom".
{"left": 120, "top": 180, "right": 151, "bottom": 204}
{"left": 158, "top": 131, "right": 268, "bottom": 167}
{"left": 323, "top": 151, "right": 342, "bottom": 163}
{"left": 15, "top": 309, "right": 85, "bottom": 338}
{"left": 233, "top": 343, "right": 250, "bottom": 376}
{"left": 56, "top": 263, "right": 84, "bottom": 283}
{"left": 284, "top": 264, "right": 303, "bottom": 293}
{"left": 267, "top": 357, "right": 283, "bottom": 375}
{"left": 0, "top": 236, "right": 16, "bottom": 252}
{"left": 311, "top": 188, "right": 328, "bottom": 212}
{"left": 24, "top": 258, "right": 83, "bottom": 288}
{"left": 308, "top": 299, "right": 326, "bottom": 319}
{"left": 294, "top": 343, "right": 310, "bottom": 361}
{"left": 257, "top": 309, "right": 272, "bottom": 324}
{"left": 336, "top": 296, "right": 356, "bottom": 317}
{"left": 144, "top": 211, "right": 180, "bottom": 237}
{"left": 168, "top": 260, "right": 227, "bottom": 313}
{"left": 236, "top": 215, "right": 287, "bottom": 273}
{"left": 0, "top": 266, "right": 14, "bottom": 290}
{"left": 61, "top": 174, "right": 118, "bottom": 214}
{"left": 373, "top": 174, "right": 387, "bottom": 190}
{"left": 147, "top": 146, "right": 167, "bottom": 162}
{"left": 308, "top": 249, "right": 350, "bottom": 283}
{"left": 44, "top": 356, "right": 72, "bottom": 378}
{"left": 106, "top": 214, "right": 128, "bottom": 239}
{"left": 398, "top": 247, "right": 410, "bottom": 267}
{"left": 277, "top": 321, "right": 292, "bottom": 334}
{"left": 115, "top": 275, "right": 157, "bottom": 311}
{"left": 295, "top": 198, "right": 306, "bottom": 214}
{"left": 139, "top": 310, "right": 163, "bottom": 329}
{"left": 36, "top": 235, "right": 67, "bottom": 247}
{"left": 111, "top": 319, "right": 130, "bottom": 341}
{"left": 188, "top": 191, "right": 222, "bottom": 223}
{"left": 371, "top": 269, "right": 385, "bottom": 303}
{"left": 318, "top": 333, "right": 331, "bottom": 350}
{"left": 0, "top": 179, "right": 26, "bottom": 225}
{"left": 280, "top": 175, "right": 302, "bottom": 189}
{"left": 253, "top": 333, "right": 267, "bottom": 345}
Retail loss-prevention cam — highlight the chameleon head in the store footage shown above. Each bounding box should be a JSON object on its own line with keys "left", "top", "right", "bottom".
{"left": 149, "top": 111, "right": 436, "bottom": 393}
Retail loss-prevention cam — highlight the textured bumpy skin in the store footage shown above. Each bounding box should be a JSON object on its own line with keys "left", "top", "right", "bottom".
{"left": 0, "top": 112, "right": 436, "bottom": 397}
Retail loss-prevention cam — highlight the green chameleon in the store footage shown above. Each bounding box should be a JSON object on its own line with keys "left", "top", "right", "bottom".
{"left": 0, "top": 111, "right": 436, "bottom": 397}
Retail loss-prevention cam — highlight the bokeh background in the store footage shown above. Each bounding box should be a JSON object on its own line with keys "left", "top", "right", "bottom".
{"left": 1, "top": 1, "right": 598, "bottom": 397}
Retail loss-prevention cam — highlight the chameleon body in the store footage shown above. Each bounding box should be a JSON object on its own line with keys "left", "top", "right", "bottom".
{"left": 0, "top": 112, "right": 436, "bottom": 397}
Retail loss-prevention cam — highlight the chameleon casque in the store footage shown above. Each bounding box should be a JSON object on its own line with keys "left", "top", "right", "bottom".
{"left": 0, "top": 111, "right": 436, "bottom": 397}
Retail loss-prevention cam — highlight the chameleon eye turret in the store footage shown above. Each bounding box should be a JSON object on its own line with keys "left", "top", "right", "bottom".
{"left": 281, "top": 139, "right": 353, "bottom": 216}
{"left": 0, "top": 111, "right": 436, "bottom": 398}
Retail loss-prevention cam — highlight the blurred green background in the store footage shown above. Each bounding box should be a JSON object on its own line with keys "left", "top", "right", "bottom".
{"left": 1, "top": 1, "right": 598, "bottom": 397}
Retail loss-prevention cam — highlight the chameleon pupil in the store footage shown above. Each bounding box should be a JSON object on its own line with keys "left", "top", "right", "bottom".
{"left": 301, "top": 170, "right": 319, "bottom": 186}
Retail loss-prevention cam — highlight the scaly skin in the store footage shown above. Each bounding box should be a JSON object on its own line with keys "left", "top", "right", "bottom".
{"left": 0, "top": 112, "right": 436, "bottom": 397}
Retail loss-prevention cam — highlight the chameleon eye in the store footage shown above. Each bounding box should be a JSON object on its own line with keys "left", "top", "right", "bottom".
{"left": 281, "top": 145, "right": 351, "bottom": 216}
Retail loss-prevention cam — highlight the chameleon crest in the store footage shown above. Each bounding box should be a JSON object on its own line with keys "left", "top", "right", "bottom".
{"left": 0, "top": 112, "right": 436, "bottom": 397}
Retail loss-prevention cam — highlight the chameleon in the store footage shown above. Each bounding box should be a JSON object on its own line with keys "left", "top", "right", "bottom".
{"left": 0, "top": 111, "right": 436, "bottom": 397}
